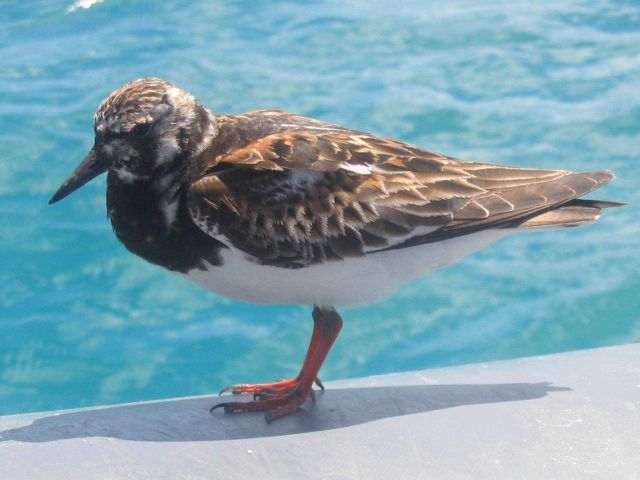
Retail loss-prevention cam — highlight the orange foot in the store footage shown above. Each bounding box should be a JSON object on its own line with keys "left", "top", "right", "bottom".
{"left": 212, "top": 380, "right": 321, "bottom": 423}
{"left": 218, "top": 376, "right": 324, "bottom": 397}
{"left": 211, "top": 306, "right": 343, "bottom": 423}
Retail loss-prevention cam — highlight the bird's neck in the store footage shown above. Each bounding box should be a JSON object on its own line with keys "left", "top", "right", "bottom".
{"left": 106, "top": 171, "right": 178, "bottom": 245}
{"left": 188, "top": 103, "right": 218, "bottom": 158}
{"left": 104, "top": 104, "right": 223, "bottom": 270}
{"left": 105, "top": 173, "right": 224, "bottom": 272}
{"left": 110, "top": 103, "right": 217, "bottom": 225}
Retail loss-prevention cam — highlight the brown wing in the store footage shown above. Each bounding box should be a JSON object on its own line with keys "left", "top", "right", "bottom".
{"left": 186, "top": 117, "right": 614, "bottom": 267}
{"left": 379, "top": 166, "right": 615, "bottom": 251}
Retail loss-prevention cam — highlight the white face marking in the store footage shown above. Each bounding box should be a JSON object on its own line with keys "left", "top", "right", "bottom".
{"left": 113, "top": 168, "right": 142, "bottom": 183}
{"left": 166, "top": 87, "right": 182, "bottom": 99}
{"left": 150, "top": 99, "right": 186, "bottom": 167}
{"left": 194, "top": 119, "right": 216, "bottom": 157}
{"left": 155, "top": 135, "right": 180, "bottom": 165}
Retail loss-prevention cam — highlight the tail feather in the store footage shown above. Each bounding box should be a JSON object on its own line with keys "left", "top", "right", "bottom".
{"left": 515, "top": 198, "right": 626, "bottom": 229}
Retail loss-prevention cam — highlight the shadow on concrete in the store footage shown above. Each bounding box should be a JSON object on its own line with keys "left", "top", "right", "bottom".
{"left": 0, "top": 382, "right": 569, "bottom": 443}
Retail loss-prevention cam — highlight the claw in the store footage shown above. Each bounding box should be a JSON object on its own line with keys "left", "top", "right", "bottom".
{"left": 213, "top": 377, "right": 326, "bottom": 418}
{"left": 210, "top": 402, "right": 230, "bottom": 414}
{"left": 210, "top": 386, "right": 312, "bottom": 419}
{"left": 217, "top": 377, "right": 304, "bottom": 397}
{"left": 211, "top": 306, "right": 343, "bottom": 422}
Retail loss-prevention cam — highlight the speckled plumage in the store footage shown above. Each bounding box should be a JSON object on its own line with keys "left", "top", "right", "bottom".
{"left": 186, "top": 110, "right": 616, "bottom": 268}
{"left": 50, "top": 78, "right": 623, "bottom": 421}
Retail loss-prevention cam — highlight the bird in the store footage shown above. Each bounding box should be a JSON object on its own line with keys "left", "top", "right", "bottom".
{"left": 49, "top": 77, "right": 623, "bottom": 422}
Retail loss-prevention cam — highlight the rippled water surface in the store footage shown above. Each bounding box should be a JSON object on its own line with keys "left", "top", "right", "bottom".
{"left": 1, "top": 0, "right": 639, "bottom": 415}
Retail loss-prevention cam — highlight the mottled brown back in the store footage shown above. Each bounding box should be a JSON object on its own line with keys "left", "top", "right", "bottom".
{"left": 186, "top": 110, "right": 621, "bottom": 267}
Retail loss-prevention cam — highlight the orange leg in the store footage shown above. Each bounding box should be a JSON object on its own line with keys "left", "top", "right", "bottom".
{"left": 211, "top": 306, "right": 343, "bottom": 422}
{"left": 218, "top": 314, "right": 326, "bottom": 396}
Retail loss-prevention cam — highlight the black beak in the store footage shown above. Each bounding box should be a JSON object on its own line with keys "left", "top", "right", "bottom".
{"left": 49, "top": 148, "right": 109, "bottom": 205}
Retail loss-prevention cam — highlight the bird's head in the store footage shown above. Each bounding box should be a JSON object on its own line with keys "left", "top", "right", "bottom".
{"left": 49, "top": 78, "right": 215, "bottom": 204}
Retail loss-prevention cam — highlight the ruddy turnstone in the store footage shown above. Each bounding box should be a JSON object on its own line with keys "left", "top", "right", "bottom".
{"left": 50, "top": 78, "right": 623, "bottom": 422}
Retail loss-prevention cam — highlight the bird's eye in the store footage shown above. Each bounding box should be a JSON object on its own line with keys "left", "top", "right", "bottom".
{"left": 132, "top": 122, "right": 152, "bottom": 137}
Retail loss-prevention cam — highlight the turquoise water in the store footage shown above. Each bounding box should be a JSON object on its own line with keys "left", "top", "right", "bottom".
{"left": 1, "top": 1, "right": 639, "bottom": 416}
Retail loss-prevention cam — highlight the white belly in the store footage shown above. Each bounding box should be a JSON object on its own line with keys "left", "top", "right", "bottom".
{"left": 183, "top": 229, "right": 511, "bottom": 306}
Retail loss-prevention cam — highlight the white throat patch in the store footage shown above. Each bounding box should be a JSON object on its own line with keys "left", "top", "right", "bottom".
{"left": 156, "top": 135, "right": 180, "bottom": 166}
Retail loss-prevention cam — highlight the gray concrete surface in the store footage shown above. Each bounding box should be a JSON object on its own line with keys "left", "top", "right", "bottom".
{"left": 0, "top": 344, "right": 639, "bottom": 479}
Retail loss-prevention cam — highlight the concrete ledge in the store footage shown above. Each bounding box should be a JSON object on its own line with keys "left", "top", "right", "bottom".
{"left": 1, "top": 344, "right": 639, "bottom": 479}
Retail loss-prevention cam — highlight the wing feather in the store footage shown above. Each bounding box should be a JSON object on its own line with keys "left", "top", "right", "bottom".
{"left": 186, "top": 112, "right": 615, "bottom": 266}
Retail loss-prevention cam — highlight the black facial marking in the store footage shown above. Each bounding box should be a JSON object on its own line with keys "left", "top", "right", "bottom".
{"left": 107, "top": 174, "right": 225, "bottom": 272}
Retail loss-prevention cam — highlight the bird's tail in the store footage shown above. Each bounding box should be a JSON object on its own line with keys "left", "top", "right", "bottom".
{"left": 514, "top": 198, "right": 626, "bottom": 229}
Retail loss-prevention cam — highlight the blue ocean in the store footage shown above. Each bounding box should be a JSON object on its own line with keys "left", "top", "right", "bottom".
{"left": 1, "top": 0, "right": 638, "bottom": 415}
